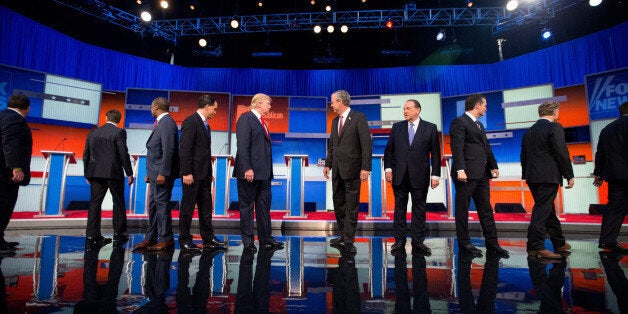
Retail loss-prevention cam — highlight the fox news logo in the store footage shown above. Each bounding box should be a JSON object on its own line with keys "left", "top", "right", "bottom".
{"left": 588, "top": 70, "right": 628, "bottom": 120}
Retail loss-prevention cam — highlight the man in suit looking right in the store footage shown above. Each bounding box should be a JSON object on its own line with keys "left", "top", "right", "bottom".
{"left": 521, "top": 101, "right": 574, "bottom": 259}
{"left": 593, "top": 101, "right": 628, "bottom": 254}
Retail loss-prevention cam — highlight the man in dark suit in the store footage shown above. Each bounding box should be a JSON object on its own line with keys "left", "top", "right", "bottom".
{"left": 178, "top": 95, "right": 226, "bottom": 252}
{"left": 233, "top": 93, "right": 283, "bottom": 254}
{"left": 83, "top": 109, "right": 134, "bottom": 247}
{"left": 324, "top": 90, "right": 372, "bottom": 254}
{"left": 384, "top": 99, "right": 440, "bottom": 255}
{"left": 521, "top": 101, "right": 574, "bottom": 259}
{"left": 133, "top": 97, "right": 180, "bottom": 252}
{"left": 0, "top": 94, "right": 32, "bottom": 254}
{"left": 450, "top": 94, "right": 508, "bottom": 258}
{"left": 593, "top": 101, "right": 628, "bottom": 254}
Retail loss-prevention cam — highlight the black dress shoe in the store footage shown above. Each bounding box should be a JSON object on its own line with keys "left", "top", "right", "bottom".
{"left": 391, "top": 240, "right": 406, "bottom": 252}
{"left": 0, "top": 245, "right": 16, "bottom": 254}
{"left": 330, "top": 237, "right": 344, "bottom": 246}
{"left": 244, "top": 243, "right": 257, "bottom": 254}
{"left": 411, "top": 242, "right": 432, "bottom": 256}
{"left": 344, "top": 243, "right": 357, "bottom": 253}
{"left": 599, "top": 243, "right": 628, "bottom": 254}
{"left": 1, "top": 241, "right": 19, "bottom": 248}
{"left": 486, "top": 244, "right": 509, "bottom": 258}
{"left": 113, "top": 234, "right": 129, "bottom": 243}
{"left": 261, "top": 240, "right": 284, "bottom": 250}
{"left": 180, "top": 242, "right": 201, "bottom": 251}
{"left": 205, "top": 237, "right": 227, "bottom": 248}
{"left": 461, "top": 244, "right": 483, "bottom": 257}
{"left": 86, "top": 236, "right": 112, "bottom": 245}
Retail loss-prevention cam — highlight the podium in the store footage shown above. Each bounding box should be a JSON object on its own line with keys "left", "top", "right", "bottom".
{"left": 129, "top": 154, "right": 148, "bottom": 215}
{"left": 212, "top": 155, "right": 234, "bottom": 217}
{"left": 367, "top": 154, "right": 388, "bottom": 219}
{"left": 38, "top": 150, "right": 76, "bottom": 217}
{"left": 284, "top": 155, "right": 308, "bottom": 218}
{"left": 442, "top": 154, "right": 455, "bottom": 220}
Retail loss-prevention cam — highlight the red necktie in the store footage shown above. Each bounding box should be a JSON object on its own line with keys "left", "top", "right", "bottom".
{"left": 260, "top": 117, "right": 270, "bottom": 139}
{"left": 338, "top": 116, "right": 344, "bottom": 135}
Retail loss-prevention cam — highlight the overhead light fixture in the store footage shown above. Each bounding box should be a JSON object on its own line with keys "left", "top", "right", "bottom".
{"left": 361, "top": 0, "right": 366, "bottom": 2}
{"left": 136, "top": 0, "right": 142, "bottom": 4}
{"left": 541, "top": 28, "right": 552, "bottom": 40}
{"left": 325, "top": 5, "right": 332, "bottom": 12}
{"left": 327, "top": 25, "right": 335, "bottom": 33}
{"left": 310, "top": 0, "right": 315, "bottom": 5}
{"left": 436, "top": 29, "right": 446, "bottom": 41}
{"left": 313, "top": 25, "right": 322, "bottom": 33}
{"left": 467, "top": 0, "right": 473, "bottom": 7}
{"left": 589, "top": 0, "right": 603, "bottom": 6}
{"left": 140, "top": 10, "right": 152, "bottom": 22}
{"left": 506, "top": 0, "right": 519, "bottom": 11}
{"left": 230, "top": 17, "right": 240, "bottom": 29}
{"left": 340, "top": 25, "right": 349, "bottom": 33}
{"left": 160, "top": 0, "right": 169, "bottom": 9}
{"left": 198, "top": 38, "right": 207, "bottom": 47}
{"left": 385, "top": 20, "right": 394, "bottom": 29}
{"left": 257, "top": 0, "right": 263, "bottom": 7}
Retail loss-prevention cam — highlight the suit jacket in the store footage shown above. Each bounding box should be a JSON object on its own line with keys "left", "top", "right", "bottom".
{"left": 449, "top": 114, "right": 497, "bottom": 180}
{"left": 594, "top": 115, "right": 628, "bottom": 181}
{"left": 233, "top": 111, "right": 273, "bottom": 180}
{"left": 325, "top": 109, "right": 372, "bottom": 179}
{"left": 0, "top": 109, "right": 32, "bottom": 186}
{"left": 521, "top": 119, "right": 574, "bottom": 184}
{"left": 384, "top": 119, "right": 441, "bottom": 188}
{"left": 83, "top": 123, "right": 133, "bottom": 180}
{"left": 179, "top": 112, "right": 212, "bottom": 180}
{"left": 146, "top": 114, "right": 180, "bottom": 180}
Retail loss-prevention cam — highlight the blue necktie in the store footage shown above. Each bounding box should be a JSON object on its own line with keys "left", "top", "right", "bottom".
{"left": 408, "top": 122, "right": 415, "bottom": 145}
{"left": 203, "top": 120, "right": 209, "bottom": 134}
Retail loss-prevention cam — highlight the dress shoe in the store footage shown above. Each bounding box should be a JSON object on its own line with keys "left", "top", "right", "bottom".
{"left": 460, "top": 244, "right": 482, "bottom": 255}
{"left": 0, "top": 245, "right": 16, "bottom": 254}
{"left": 113, "top": 234, "right": 129, "bottom": 246}
{"left": 180, "top": 242, "right": 201, "bottom": 251}
{"left": 330, "top": 237, "right": 344, "bottom": 247}
{"left": 486, "top": 244, "right": 509, "bottom": 258}
{"left": 86, "top": 236, "right": 112, "bottom": 246}
{"left": 527, "top": 249, "right": 562, "bottom": 259}
{"left": 243, "top": 243, "right": 257, "bottom": 254}
{"left": 599, "top": 243, "right": 628, "bottom": 254}
{"left": 344, "top": 243, "right": 357, "bottom": 254}
{"left": 133, "top": 239, "right": 156, "bottom": 251}
{"left": 555, "top": 242, "right": 571, "bottom": 252}
{"left": 390, "top": 240, "right": 406, "bottom": 253}
{"left": 203, "top": 237, "right": 227, "bottom": 249}
{"left": 261, "top": 240, "right": 284, "bottom": 250}
{"left": 147, "top": 240, "right": 174, "bottom": 251}
{"left": 1, "top": 241, "right": 19, "bottom": 248}
{"left": 411, "top": 242, "right": 432, "bottom": 256}
{"left": 0, "top": 250, "right": 16, "bottom": 257}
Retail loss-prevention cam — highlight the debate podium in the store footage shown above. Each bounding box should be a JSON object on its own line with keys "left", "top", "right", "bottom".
{"left": 38, "top": 151, "right": 76, "bottom": 217}
{"left": 212, "top": 155, "right": 234, "bottom": 217}
{"left": 442, "top": 154, "right": 455, "bottom": 220}
{"left": 129, "top": 154, "right": 148, "bottom": 215}
{"left": 367, "top": 154, "right": 388, "bottom": 219}
{"left": 284, "top": 155, "right": 308, "bottom": 218}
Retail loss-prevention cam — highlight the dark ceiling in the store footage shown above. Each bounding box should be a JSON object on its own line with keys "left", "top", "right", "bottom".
{"left": 1, "top": 0, "right": 625, "bottom": 69}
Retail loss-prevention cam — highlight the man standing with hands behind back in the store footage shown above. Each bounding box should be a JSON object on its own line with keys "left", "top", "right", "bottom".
{"left": 384, "top": 99, "right": 440, "bottom": 256}
{"left": 178, "top": 94, "right": 226, "bottom": 252}
{"left": 83, "top": 109, "right": 134, "bottom": 247}
{"left": 450, "top": 94, "right": 508, "bottom": 258}
{"left": 324, "top": 90, "right": 372, "bottom": 254}
{"left": 133, "top": 97, "right": 180, "bottom": 252}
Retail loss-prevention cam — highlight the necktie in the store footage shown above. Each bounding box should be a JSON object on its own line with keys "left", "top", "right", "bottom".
{"left": 203, "top": 120, "right": 209, "bottom": 134}
{"left": 338, "top": 115, "right": 344, "bottom": 135}
{"left": 408, "top": 122, "right": 415, "bottom": 145}
{"left": 260, "top": 116, "right": 270, "bottom": 139}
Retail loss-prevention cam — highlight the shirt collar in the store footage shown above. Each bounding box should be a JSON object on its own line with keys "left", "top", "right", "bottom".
{"left": 340, "top": 107, "right": 351, "bottom": 119}
{"left": 408, "top": 118, "right": 420, "bottom": 125}
{"left": 464, "top": 112, "right": 477, "bottom": 122}
{"left": 156, "top": 112, "right": 169, "bottom": 122}
{"left": 8, "top": 107, "right": 25, "bottom": 118}
{"left": 196, "top": 110, "right": 207, "bottom": 122}
{"left": 251, "top": 109, "right": 262, "bottom": 120}
{"left": 106, "top": 121, "right": 117, "bottom": 126}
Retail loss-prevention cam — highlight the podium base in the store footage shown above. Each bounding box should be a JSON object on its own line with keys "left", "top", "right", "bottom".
{"left": 365, "top": 215, "right": 389, "bottom": 220}
{"left": 34, "top": 214, "right": 66, "bottom": 218}
{"left": 213, "top": 214, "right": 233, "bottom": 218}
{"left": 283, "top": 214, "right": 308, "bottom": 219}
{"left": 440, "top": 214, "right": 455, "bottom": 220}
{"left": 128, "top": 214, "right": 149, "bottom": 218}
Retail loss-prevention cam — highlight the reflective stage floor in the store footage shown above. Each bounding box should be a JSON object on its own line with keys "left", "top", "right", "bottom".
{"left": 1, "top": 230, "right": 627, "bottom": 313}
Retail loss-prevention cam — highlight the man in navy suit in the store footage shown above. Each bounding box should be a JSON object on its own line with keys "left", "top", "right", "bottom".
{"left": 521, "top": 101, "right": 574, "bottom": 259}
{"left": 593, "top": 101, "right": 628, "bottom": 254}
{"left": 83, "top": 109, "right": 134, "bottom": 247}
{"left": 450, "top": 94, "right": 508, "bottom": 258}
{"left": 384, "top": 99, "right": 440, "bottom": 255}
{"left": 324, "top": 90, "right": 372, "bottom": 254}
{"left": 134, "top": 97, "right": 180, "bottom": 251}
{"left": 0, "top": 95, "right": 32, "bottom": 254}
{"left": 178, "top": 94, "right": 226, "bottom": 252}
{"left": 233, "top": 93, "right": 283, "bottom": 254}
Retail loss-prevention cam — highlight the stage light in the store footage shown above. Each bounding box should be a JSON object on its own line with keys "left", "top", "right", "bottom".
{"left": 467, "top": 0, "right": 473, "bottom": 7}
{"left": 198, "top": 38, "right": 207, "bottom": 47}
{"left": 230, "top": 18, "right": 239, "bottom": 29}
{"left": 140, "top": 10, "right": 152, "bottom": 22}
{"left": 314, "top": 25, "right": 322, "bottom": 33}
{"left": 310, "top": 0, "right": 315, "bottom": 5}
{"left": 541, "top": 28, "right": 552, "bottom": 40}
{"left": 362, "top": 0, "right": 367, "bottom": 2}
{"left": 325, "top": 5, "right": 332, "bottom": 11}
{"left": 506, "top": 0, "right": 519, "bottom": 11}
{"left": 436, "top": 29, "right": 446, "bottom": 41}
{"left": 385, "top": 20, "right": 393, "bottom": 29}
{"left": 136, "top": 0, "right": 142, "bottom": 4}
{"left": 160, "top": 0, "right": 169, "bottom": 9}
{"left": 340, "top": 25, "right": 349, "bottom": 33}
{"left": 327, "top": 25, "right": 335, "bottom": 33}
{"left": 257, "top": 0, "right": 263, "bottom": 7}
{"left": 589, "top": 0, "right": 602, "bottom": 6}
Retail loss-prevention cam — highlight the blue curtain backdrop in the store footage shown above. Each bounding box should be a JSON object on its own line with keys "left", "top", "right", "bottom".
{"left": 1, "top": 5, "right": 626, "bottom": 96}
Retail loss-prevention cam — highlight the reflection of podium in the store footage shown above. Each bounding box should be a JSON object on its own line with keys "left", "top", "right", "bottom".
{"left": 38, "top": 151, "right": 76, "bottom": 217}
{"left": 367, "top": 154, "right": 388, "bottom": 219}
{"left": 442, "top": 155, "right": 454, "bottom": 220}
{"left": 284, "top": 155, "right": 308, "bottom": 218}
{"left": 212, "top": 155, "right": 234, "bottom": 217}
{"left": 129, "top": 154, "right": 148, "bottom": 215}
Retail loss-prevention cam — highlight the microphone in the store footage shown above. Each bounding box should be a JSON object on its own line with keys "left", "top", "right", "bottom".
{"left": 217, "top": 142, "right": 228, "bottom": 155}
{"left": 53, "top": 138, "right": 67, "bottom": 151}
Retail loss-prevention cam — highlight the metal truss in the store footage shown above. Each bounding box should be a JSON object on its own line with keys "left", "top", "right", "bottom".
{"left": 52, "top": 0, "right": 586, "bottom": 44}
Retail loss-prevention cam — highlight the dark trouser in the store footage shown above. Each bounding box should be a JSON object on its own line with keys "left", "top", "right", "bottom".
{"left": 143, "top": 251, "right": 173, "bottom": 306}
{"left": 527, "top": 183, "right": 565, "bottom": 251}
{"left": 457, "top": 250, "right": 499, "bottom": 314}
{"left": 145, "top": 178, "right": 175, "bottom": 243}
{"left": 237, "top": 178, "right": 272, "bottom": 245}
{"left": 454, "top": 178, "right": 499, "bottom": 247}
{"left": 528, "top": 256, "right": 566, "bottom": 313}
{"left": 179, "top": 180, "right": 214, "bottom": 244}
{"left": 332, "top": 176, "right": 361, "bottom": 244}
{"left": 86, "top": 178, "right": 127, "bottom": 238}
{"left": 177, "top": 248, "right": 213, "bottom": 312}
{"left": 392, "top": 171, "right": 428, "bottom": 244}
{"left": 600, "top": 250, "right": 628, "bottom": 313}
{"left": 333, "top": 255, "right": 360, "bottom": 314}
{"left": 600, "top": 180, "right": 628, "bottom": 246}
{"left": 0, "top": 181, "right": 19, "bottom": 243}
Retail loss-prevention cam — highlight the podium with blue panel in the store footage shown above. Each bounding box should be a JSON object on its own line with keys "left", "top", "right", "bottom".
{"left": 212, "top": 155, "right": 234, "bottom": 217}
{"left": 367, "top": 154, "right": 388, "bottom": 219}
{"left": 284, "top": 155, "right": 308, "bottom": 218}
{"left": 129, "top": 154, "right": 148, "bottom": 215}
{"left": 38, "top": 151, "right": 76, "bottom": 217}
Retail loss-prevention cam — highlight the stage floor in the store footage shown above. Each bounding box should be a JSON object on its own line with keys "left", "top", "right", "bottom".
{"left": 1, "top": 230, "right": 627, "bottom": 313}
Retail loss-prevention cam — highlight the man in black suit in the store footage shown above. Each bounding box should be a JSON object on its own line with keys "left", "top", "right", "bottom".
{"left": 83, "top": 109, "right": 134, "bottom": 247}
{"left": 593, "top": 101, "right": 628, "bottom": 254}
{"left": 521, "top": 101, "right": 574, "bottom": 259}
{"left": 234, "top": 93, "right": 283, "bottom": 254}
{"left": 324, "top": 90, "right": 372, "bottom": 254}
{"left": 0, "top": 94, "right": 32, "bottom": 254}
{"left": 384, "top": 99, "right": 440, "bottom": 255}
{"left": 178, "top": 95, "right": 226, "bottom": 252}
{"left": 450, "top": 94, "right": 508, "bottom": 258}
{"left": 133, "top": 97, "right": 180, "bottom": 252}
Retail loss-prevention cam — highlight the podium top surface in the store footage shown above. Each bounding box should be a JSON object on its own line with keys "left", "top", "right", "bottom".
{"left": 41, "top": 150, "right": 77, "bottom": 164}
{"left": 131, "top": 154, "right": 147, "bottom": 159}
{"left": 284, "top": 155, "right": 309, "bottom": 166}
